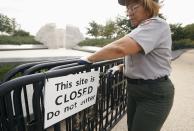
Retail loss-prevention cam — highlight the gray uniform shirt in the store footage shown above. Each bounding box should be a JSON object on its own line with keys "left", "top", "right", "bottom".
{"left": 124, "top": 16, "right": 172, "bottom": 80}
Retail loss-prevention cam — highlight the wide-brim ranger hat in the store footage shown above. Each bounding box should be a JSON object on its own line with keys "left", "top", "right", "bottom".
{"left": 118, "top": 0, "right": 159, "bottom": 6}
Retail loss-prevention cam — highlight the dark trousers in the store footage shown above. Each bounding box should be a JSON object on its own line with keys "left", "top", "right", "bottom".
{"left": 127, "top": 78, "right": 174, "bottom": 131}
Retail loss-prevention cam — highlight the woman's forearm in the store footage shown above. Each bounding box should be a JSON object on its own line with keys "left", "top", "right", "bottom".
{"left": 86, "top": 36, "right": 141, "bottom": 63}
{"left": 87, "top": 43, "right": 125, "bottom": 62}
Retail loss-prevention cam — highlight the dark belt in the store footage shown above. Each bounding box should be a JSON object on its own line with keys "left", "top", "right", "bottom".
{"left": 127, "top": 75, "right": 168, "bottom": 84}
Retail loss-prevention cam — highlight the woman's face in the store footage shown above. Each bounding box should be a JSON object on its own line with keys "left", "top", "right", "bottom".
{"left": 126, "top": 2, "right": 150, "bottom": 27}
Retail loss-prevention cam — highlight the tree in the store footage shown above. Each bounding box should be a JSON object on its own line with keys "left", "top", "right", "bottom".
{"left": 86, "top": 16, "right": 133, "bottom": 38}
{"left": 0, "top": 13, "right": 20, "bottom": 34}
{"left": 170, "top": 23, "right": 186, "bottom": 41}
{"left": 11, "top": 18, "right": 20, "bottom": 32}
{"left": 86, "top": 21, "right": 102, "bottom": 38}
{"left": 101, "top": 20, "right": 117, "bottom": 39}
{"left": 115, "top": 15, "right": 132, "bottom": 38}
{"left": 183, "top": 23, "right": 194, "bottom": 40}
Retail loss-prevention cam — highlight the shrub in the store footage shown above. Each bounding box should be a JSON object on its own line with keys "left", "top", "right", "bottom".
{"left": 78, "top": 38, "right": 115, "bottom": 47}
{"left": 13, "top": 30, "right": 30, "bottom": 36}
{"left": 0, "top": 35, "right": 42, "bottom": 45}
{"left": 172, "top": 39, "right": 194, "bottom": 50}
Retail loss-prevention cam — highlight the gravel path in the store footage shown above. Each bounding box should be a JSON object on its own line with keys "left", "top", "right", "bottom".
{"left": 112, "top": 49, "right": 194, "bottom": 131}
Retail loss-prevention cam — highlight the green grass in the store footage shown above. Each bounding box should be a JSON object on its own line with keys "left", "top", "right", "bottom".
{"left": 0, "top": 64, "right": 18, "bottom": 82}
{"left": 0, "top": 35, "right": 42, "bottom": 45}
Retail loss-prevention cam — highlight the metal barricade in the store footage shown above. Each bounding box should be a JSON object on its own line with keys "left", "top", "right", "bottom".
{"left": 0, "top": 58, "right": 127, "bottom": 131}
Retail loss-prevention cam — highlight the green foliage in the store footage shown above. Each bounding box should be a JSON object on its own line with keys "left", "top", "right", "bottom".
{"left": 0, "top": 13, "right": 19, "bottom": 34}
{"left": 172, "top": 39, "right": 194, "bottom": 50}
{"left": 86, "top": 21, "right": 103, "bottom": 38}
{"left": 115, "top": 16, "right": 132, "bottom": 38}
{"left": 0, "top": 64, "right": 16, "bottom": 81}
{"left": 13, "top": 29, "right": 30, "bottom": 36}
{"left": 183, "top": 23, "right": 194, "bottom": 40}
{"left": 86, "top": 15, "right": 132, "bottom": 39}
{"left": 78, "top": 38, "right": 115, "bottom": 47}
{"left": 158, "top": 13, "right": 166, "bottom": 20}
{"left": 170, "top": 23, "right": 194, "bottom": 50}
{"left": 170, "top": 23, "right": 194, "bottom": 41}
{"left": 0, "top": 35, "right": 41, "bottom": 45}
{"left": 0, "top": 13, "right": 31, "bottom": 37}
{"left": 82, "top": 21, "right": 194, "bottom": 50}
{"left": 170, "top": 23, "right": 186, "bottom": 41}
{"left": 101, "top": 20, "right": 117, "bottom": 39}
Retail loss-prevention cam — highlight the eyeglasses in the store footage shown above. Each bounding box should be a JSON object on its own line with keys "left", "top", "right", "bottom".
{"left": 126, "top": 3, "right": 142, "bottom": 16}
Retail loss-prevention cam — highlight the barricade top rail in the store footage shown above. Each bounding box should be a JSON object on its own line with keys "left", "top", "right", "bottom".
{"left": 49, "top": 63, "right": 79, "bottom": 71}
{"left": 2, "top": 61, "right": 44, "bottom": 82}
{"left": 0, "top": 58, "right": 123, "bottom": 96}
{"left": 2, "top": 57, "right": 80, "bottom": 82}
{"left": 23, "top": 59, "right": 79, "bottom": 75}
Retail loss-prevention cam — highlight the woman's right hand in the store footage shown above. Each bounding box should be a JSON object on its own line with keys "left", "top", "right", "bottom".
{"left": 107, "top": 64, "right": 124, "bottom": 74}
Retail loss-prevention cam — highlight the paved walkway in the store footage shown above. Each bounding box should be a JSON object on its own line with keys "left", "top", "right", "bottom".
{"left": 0, "top": 48, "right": 91, "bottom": 63}
{"left": 0, "top": 47, "right": 185, "bottom": 64}
{"left": 0, "top": 44, "right": 47, "bottom": 51}
{"left": 112, "top": 49, "right": 194, "bottom": 131}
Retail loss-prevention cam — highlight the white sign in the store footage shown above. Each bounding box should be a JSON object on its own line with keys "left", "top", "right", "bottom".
{"left": 44, "top": 70, "right": 100, "bottom": 128}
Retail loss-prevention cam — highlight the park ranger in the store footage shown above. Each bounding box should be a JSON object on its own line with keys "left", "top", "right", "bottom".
{"left": 78, "top": 0, "right": 174, "bottom": 130}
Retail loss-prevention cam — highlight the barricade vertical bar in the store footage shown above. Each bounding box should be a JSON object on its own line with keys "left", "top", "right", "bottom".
{"left": 53, "top": 123, "right": 61, "bottom": 131}
{"left": 105, "top": 72, "right": 111, "bottom": 129}
{"left": 13, "top": 86, "right": 25, "bottom": 131}
{"left": 119, "top": 73, "right": 125, "bottom": 116}
{"left": 88, "top": 106, "right": 95, "bottom": 131}
{"left": 0, "top": 97, "right": 8, "bottom": 131}
{"left": 72, "top": 113, "right": 80, "bottom": 131}
{"left": 87, "top": 109, "right": 91, "bottom": 131}
{"left": 4, "top": 94, "right": 17, "bottom": 131}
{"left": 23, "top": 86, "right": 31, "bottom": 122}
{"left": 118, "top": 73, "right": 122, "bottom": 117}
{"left": 30, "top": 81, "right": 44, "bottom": 131}
{"left": 92, "top": 98, "right": 98, "bottom": 131}
{"left": 83, "top": 110, "right": 87, "bottom": 131}
{"left": 66, "top": 117, "right": 72, "bottom": 131}
{"left": 110, "top": 75, "right": 115, "bottom": 128}
{"left": 114, "top": 73, "right": 119, "bottom": 122}
{"left": 99, "top": 66, "right": 105, "bottom": 130}
{"left": 65, "top": 117, "right": 69, "bottom": 131}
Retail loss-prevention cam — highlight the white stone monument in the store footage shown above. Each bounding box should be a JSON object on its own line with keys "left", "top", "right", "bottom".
{"left": 65, "top": 24, "right": 84, "bottom": 49}
{"left": 35, "top": 23, "right": 84, "bottom": 49}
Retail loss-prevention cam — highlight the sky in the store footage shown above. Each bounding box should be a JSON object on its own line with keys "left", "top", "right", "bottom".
{"left": 0, "top": 0, "right": 194, "bottom": 36}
